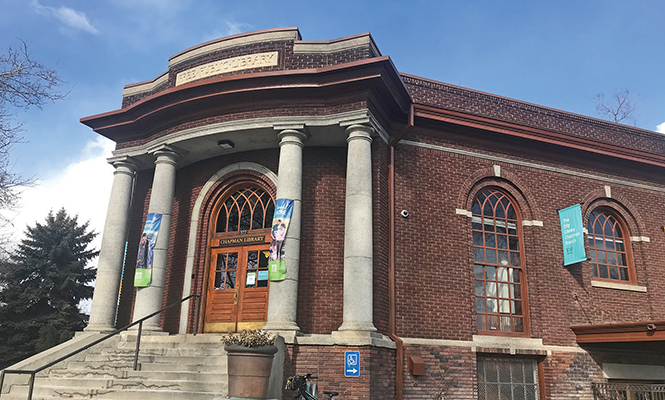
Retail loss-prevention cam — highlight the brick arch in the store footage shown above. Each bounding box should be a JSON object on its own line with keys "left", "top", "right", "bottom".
{"left": 458, "top": 166, "right": 538, "bottom": 221}
{"left": 580, "top": 188, "right": 645, "bottom": 237}
{"left": 179, "top": 162, "right": 277, "bottom": 333}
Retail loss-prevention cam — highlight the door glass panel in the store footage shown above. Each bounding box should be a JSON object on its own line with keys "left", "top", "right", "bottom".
{"left": 257, "top": 250, "right": 269, "bottom": 287}
{"left": 213, "top": 252, "right": 238, "bottom": 289}
{"left": 214, "top": 253, "right": 226, "bottom": 289}
{"left": 225, "top": 252, "right": 238, "bottom": 289}
{"left": 244, "top": 250, "right": 270, "bottom": 288}
{"left": 245, "top": 251, "right": 258, "bottom": 288}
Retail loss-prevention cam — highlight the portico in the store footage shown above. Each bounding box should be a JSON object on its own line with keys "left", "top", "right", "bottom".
{"left": 81, "top": 28, "right": 410, "bottom": 338}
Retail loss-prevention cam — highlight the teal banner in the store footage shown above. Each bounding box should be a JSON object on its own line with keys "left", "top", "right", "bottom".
{"left": 269, "top": 198, "right": 294, "bottom": 281}
{"left": 134, "top": 213, "right": 162, "bottom": 287}
{"left": 558, "top": 204, "right": 586, "bottom": 266}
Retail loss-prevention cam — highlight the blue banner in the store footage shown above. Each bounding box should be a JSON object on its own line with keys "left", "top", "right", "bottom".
{"left": 134, "top": 213, "right": 162, "bottom": 287}
{"left": 269, "top": 199, "right": 294, "bottom": 281}
{"left": 558, "top": 204, "right": 586, "bottom": 266}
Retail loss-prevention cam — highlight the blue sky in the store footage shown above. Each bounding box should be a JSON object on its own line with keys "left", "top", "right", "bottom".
{"left": 1, "top": 0, "right": 664, "bottom": 244}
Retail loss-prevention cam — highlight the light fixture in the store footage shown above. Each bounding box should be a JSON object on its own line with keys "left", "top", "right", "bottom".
{"left": 217, "top": 140, "right": 235, "bottom": 149}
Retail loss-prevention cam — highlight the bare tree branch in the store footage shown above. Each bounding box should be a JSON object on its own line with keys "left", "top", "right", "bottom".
{"left": 0, "top": 40, "right": 65, "bottom": 219}
{"left": 594, "top": 88, "right": 638, "bottom": 125}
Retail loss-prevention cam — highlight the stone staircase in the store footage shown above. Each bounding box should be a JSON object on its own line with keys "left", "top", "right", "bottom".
{"left": 1, "top": 333, "right": 229, "bottom": 400}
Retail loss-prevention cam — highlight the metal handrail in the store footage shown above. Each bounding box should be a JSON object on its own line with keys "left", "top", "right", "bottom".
{"left": 0, "top": 294, "right": 201, "bottom": 400}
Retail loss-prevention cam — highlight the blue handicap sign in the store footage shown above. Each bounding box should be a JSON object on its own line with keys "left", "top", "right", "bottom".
{"left": 344, "top": 351, "right": 360, "bottom": 377}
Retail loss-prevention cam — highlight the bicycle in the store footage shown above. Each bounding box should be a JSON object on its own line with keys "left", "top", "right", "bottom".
{"left": 286, "top": 373, "right": 339, "bottom": 400}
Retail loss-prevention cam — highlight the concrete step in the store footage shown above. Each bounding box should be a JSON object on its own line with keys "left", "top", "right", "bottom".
{"left": 104, "top": 346, "right": 227, "bottom": 356}
{"left": 9, "top": 385, "right": 227, "bottom": 400}
{"left": 118, "top": 333, "right": 228, "bottom": 345}
{"left": 84, "top": 354, "right": 227, "bottom": 365}
{"left": 66, "top": 360, "right": 227, "bottom": 373}
{"left": 49, "top": 368, "right": 226, "bottom": 383}
{"left": 33, "top": 377, "right": 228, "bottom": 392}
{"left": 3, "top": 333, "right": 231, "bottom": 400}
{"left": 0, "top": 394, "right": 91, "bottom": 400}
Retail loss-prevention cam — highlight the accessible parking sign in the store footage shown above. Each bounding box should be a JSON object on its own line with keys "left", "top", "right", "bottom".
{"left": 344, "top": 351, "right": 360, "bottom": 377}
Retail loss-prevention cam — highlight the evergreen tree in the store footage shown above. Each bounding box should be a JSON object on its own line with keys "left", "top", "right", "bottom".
{"left": 0, "top": 209, "right": 98, "bottom": 368}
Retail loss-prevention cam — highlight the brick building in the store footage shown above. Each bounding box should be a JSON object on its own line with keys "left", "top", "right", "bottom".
{"left": 78, "top": 28, "right": 665, "bottom": 399}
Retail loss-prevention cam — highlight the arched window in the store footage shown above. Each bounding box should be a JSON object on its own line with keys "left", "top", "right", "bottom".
{"left": 472, "top": 188, "right": 527, "bottom": 334}
{"left": 587, "top": 209, "right": 634, "bottom": 283}
{"left": 215, "top": 187, "right": 275, "bottom": 233}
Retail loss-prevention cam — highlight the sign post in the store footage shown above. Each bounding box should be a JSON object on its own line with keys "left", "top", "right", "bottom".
{"left": 344, "top": 351, "right": 360, "bottom": 377}
{"left": 558, "top": 204, "right": 586, "bottom": 266}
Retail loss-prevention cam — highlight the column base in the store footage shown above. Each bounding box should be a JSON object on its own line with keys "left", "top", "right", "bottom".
{"left": 84, "top": 323, "right": 117, "bottom": 333}
{"left": 336, "top": 321, "right": 377, "bottom": 333}
{"left": 128, "top": 323, "right": 163, "bottom": 333}
{"left": 263, "top": 320, "right": 300, "bottom": 333}
{"left": 329, "top": 330, "right": 395, "bottom": 348}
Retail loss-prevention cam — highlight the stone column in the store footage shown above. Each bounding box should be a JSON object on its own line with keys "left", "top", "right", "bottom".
{"left": 338, "top": 124, "right": 377, "bottom": 334}
{"left": 132, "top": 146, "right": 180, "bottom": 331}
{"left": 263, "top": 129, "right": 306, "bottom": 334}
{"left": 85, "top": 158, "right": 138, "bottom": 332}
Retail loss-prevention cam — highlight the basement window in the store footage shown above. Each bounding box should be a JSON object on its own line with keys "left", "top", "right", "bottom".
{"left": 477, "top": 357, "right": 540, "bottom": 400}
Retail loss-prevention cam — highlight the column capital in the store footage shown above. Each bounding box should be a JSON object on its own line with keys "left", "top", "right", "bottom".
{"left": 277, "top": 129, "right": 307, "bottom": 148}
{"left": 149, "top": 145, "right": 181, "bottom": 166}
{"left": 108, "top": 157, "right": 140, "bottom": 176}
{"left": 345, "top": 124, "right": 374, "bottom": 143}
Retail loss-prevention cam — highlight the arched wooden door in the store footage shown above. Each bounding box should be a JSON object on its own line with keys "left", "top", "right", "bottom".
{"left": 204, "top": 186, "right": 274, "bottom": 333}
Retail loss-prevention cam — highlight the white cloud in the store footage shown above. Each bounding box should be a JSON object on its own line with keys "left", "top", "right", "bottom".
{"left": 31, "top": 0, "right": 99, "bottom": 34}
{"left": 657, "top": 122, "right": 665, "bottom": 133}
{"left": 4, "top": 136, "right": 115, "bottom": 255}
{"left": 202, "top": 21, "right": 253, "bottom": 43}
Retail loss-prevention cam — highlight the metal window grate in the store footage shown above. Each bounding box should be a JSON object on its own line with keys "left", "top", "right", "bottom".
{"left": 477, "top": 358, "right": 539, "bottom": 400}
{"left": 593, "top": 383, "right": 665, "bottom": 400}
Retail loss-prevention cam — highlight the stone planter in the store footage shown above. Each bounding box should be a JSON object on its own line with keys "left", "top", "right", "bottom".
{"left": 225, "top": 344, "right": 278, "bottom": 399}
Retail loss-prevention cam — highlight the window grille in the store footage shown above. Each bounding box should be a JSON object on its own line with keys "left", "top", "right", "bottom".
{"left": 216, "top": 187, "right": 274, "bottom": 233}
{"left": 472, "top": 189, "right": 526, "bottom": 334}
{"left": 477, "top": 357, "right": 540, "bottom": 400}
{"left": 587, "top": 210, "right": 633, "bottom": 283}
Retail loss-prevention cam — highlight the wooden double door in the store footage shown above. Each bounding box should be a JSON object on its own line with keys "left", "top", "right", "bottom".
{"left": 204, "top": 244, "right": 271, "bottom": 332}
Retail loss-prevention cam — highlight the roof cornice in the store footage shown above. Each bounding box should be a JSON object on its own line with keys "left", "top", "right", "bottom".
{"left": 414, "top": 104, "right": 665, "bottom": 169}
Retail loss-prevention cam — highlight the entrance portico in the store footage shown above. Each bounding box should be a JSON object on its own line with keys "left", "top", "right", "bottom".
{"left": 81, "top": 26, "right": 410, "bottom": 343}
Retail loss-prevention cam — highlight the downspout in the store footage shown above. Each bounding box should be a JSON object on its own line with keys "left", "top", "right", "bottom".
{"left": 389, "top": 104, "right": 414, "bottom": 400}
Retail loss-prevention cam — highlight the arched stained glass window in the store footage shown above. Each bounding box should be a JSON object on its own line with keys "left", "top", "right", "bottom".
{"left": 472, "top": 188, "right": 527, "bottom": 334}
{"left": 216, "top": 187, "right": 275, "bottom": 233}
{"left": 587, "top": 209, "right": 633, "bottom": 283}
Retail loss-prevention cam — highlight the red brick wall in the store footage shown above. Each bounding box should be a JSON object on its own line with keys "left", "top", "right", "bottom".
{"left": 283, "top": 345, "right": 395, "bottom": 400}
{"left": 541, "top": 351, "right": 602, "bottom": 400}
{"left": 402, "top": 345, "right": 476, "bottom": 400}
{"left": 298, "top": 147, "right": 346, "bottom": 334}
{"left": 372, "top": 139, "right": 391, "bottom": 335}
{"left": 400, "top": 345, "right": 612, "bottom": 400}
{"left": 394, "top": 127, "right": 665, "bottom": 346}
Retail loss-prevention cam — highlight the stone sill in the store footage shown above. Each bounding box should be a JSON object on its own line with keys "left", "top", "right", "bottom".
{"left": 591, "top": 280, "right": 647, "bottom": 292}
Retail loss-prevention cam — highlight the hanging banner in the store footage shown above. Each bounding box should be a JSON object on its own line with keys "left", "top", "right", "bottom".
{"left": 134, "top": 213, "right": 162, "bottom": 287}
{"left": 269, "top": 198, "right": 294, "bottom": 281}
{"left": 558, "top": 204, "right": 586, "bottom": 266}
